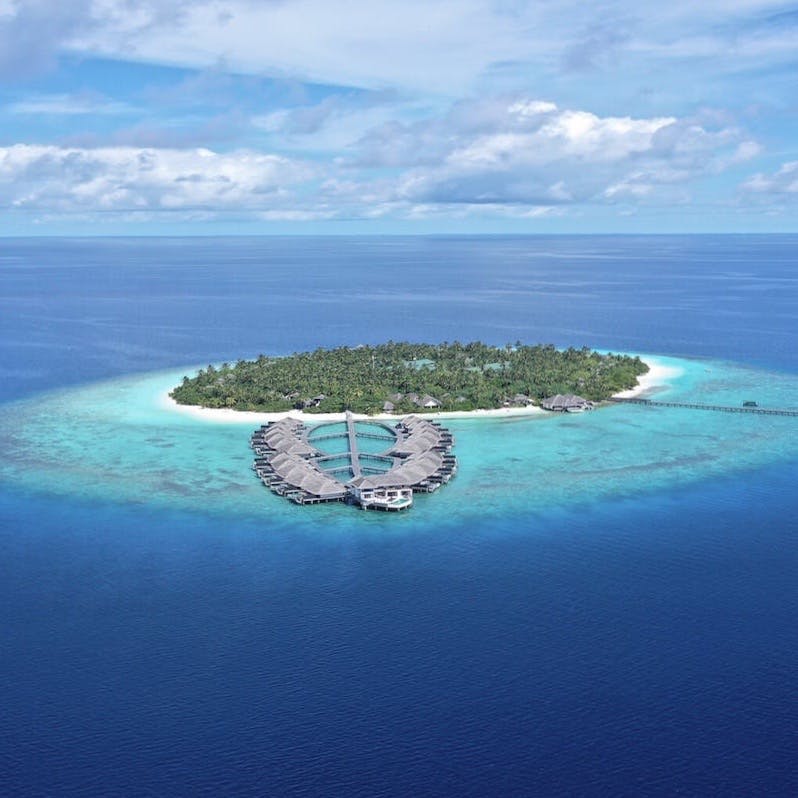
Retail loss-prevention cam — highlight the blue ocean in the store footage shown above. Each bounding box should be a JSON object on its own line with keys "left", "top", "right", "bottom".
{"left": 2, "top": 236, "right": 798, "bottom": 796}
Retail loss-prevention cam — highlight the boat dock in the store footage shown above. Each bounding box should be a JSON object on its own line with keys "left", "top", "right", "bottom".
{"left": 610, "top": 397, "right": 798, "bottom": 417}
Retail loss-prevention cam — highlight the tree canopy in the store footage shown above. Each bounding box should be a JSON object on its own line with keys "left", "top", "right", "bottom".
{"left": 170, "top": 341, "right": 649, "bottom": 415}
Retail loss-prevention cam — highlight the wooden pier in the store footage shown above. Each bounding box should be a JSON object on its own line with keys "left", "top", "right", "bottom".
{"left": 610, "top": 397, "right": 798, "bottom": 417}
{"left": 345, "top": 411, "right": 362, "bottom": 478}
{"left": 308, "top": 431, "right": 347, "bottom": 442}
{"left": 353, "top": 431, "right": 395, "bottom": 441}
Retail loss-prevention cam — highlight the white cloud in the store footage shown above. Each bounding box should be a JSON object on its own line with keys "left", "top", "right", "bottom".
{"left": 38, "top": 0, "right": 798, "bottom": 97}
{"left": 0, "top": 144, "right": 314, "bottom": 212}
{"left": 345, "top": 98, "right": 747, "bottom": 208}
{"left": 604, "top": 176, "right": 654, "bottom": 199}
{"left": 259, "top": 209, "right": 338, "bottom": 221}
{"left": 742, "top": 161, "right": 798, "bottom": 195}
{"left": 508, "top": 100, "right": 558, "bottom": 116}
{"left": 71, "top": 0, "right": 529, "bottom": 94}
{"left": 734, "top": 141, "right": 762, "bottom": 162}
{"left": 0, "top": 0, "right": 94, "bottom": 78}
{"left": 9, "top": 92, "right": 136, "bottom": 115}
{"left": 251, "top": 93, "right": 428, "bottom": 154}
{"left": 1, "top": 0, "right": 790, "bottom": 230}
{"left": 0, "top": 95, "right": 758, "bottom": 222}
{"left": 445, "top": 111, "right": 676, "bottom": 168}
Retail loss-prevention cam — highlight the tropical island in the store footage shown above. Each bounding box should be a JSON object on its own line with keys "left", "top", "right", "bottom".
{"left": 170, "top": 341, "right": 649, "bottom": 415}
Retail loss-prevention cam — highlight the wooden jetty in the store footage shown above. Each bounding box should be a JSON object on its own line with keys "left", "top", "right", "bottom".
{"left": 610, "top": 397, "right": 798, "bottom": 417}
{"left": 345, "top": 411, "right": 362, "bottom": 478}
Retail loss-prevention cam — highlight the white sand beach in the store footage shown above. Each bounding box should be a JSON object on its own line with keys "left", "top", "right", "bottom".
{"left": 612, "top": 358, "right": 683, "bottom": 399}
{"left": 161, "top": 356, "right": 679, "bottom": 425}
{"left": 159, "top": 391, "right": 547, "bottom": 424}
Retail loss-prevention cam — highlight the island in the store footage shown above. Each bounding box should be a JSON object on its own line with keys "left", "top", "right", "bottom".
{"left": 167, "top": 342, "right": 649, "bottom": 512}
{"left": 170, "top": 341, "right": 649, "bottom": 415}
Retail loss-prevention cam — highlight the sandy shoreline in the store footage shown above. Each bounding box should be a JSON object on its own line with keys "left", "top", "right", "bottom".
{"left": 612, "top": 357, "right": 683, "bottom": 399}
{"left": 159, "top": 356, "right": 680, "bottom": 425}
{"left": 159, "top": 392, "right": 547, "bottom": 424}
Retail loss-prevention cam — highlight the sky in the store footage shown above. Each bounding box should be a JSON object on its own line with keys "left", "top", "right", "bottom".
{"left": 1, "top": 0, "right": 798, "bottom": 234}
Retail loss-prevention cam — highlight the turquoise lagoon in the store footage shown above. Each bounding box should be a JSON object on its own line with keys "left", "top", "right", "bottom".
{"left": 2, "top": 354, "right": 797, "bottom": 529}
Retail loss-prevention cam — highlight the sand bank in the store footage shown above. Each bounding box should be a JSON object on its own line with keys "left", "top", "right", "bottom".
{"left": 161, "top": 356, "right": 678, "bottom": 425}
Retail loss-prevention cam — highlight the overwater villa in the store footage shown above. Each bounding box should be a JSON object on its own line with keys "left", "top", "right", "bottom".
{"left": 347, "top": 479, "right": 413, "bottom": 511}
{"left": 250, "top": 413, "right": 456, "bottom": 511}
{"left": 541, "top": 394, "right": 595, "bottom": 412}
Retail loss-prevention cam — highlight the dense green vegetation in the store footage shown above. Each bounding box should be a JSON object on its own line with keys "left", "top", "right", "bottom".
{"left": 170, "top": 342, "right": 648, "bottom": 414}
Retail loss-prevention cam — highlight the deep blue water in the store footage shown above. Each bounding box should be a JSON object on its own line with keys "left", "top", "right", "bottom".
{"left": 2, "top": 236, "right": 798, "bottom": 796}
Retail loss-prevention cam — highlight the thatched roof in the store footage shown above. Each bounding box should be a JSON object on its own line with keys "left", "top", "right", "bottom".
{"left": 350, "top": 450, "right": 444, "bottom": 490}
{"left": 268, "top": 452, "right": 346, "bottom": 498}
{"left": 391, "top": 418, "right": 444, "bottom": 456}
{"left": 541, "top": 394, "right": 593, "bottom": 411}
{"left": 257, "top": 412, "right": 455, "bottom": 501}
{"left": 418, "top": 395, "right": 440, "bottom": 407}
{"left": 261, "top": 419, "right": 315, "bottom": 456}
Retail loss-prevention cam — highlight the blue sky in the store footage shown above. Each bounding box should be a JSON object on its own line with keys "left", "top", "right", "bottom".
{"left": 1, "top": 0, "right": 798, "bottom": 234}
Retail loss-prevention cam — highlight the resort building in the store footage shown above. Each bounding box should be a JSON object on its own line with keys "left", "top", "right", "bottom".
{"left": 380, "top": 392, "right": 441, "bottom": 411}
{"left": 541, "top": 394, "right": 595, "bottom": 413}
{"left": 418, "top": 395, "right": 441, "bottom": 408}
{"left": 250, "top": 413, "right": 456, "bottom": 511}
{"left": 347, "top": 479, "right": 413, "bottom": 511}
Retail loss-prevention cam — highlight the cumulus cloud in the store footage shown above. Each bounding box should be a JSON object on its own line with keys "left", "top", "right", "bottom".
{"left": 351, "top": 96, "right": 564, "bottom": 168}
{"left": 0, "top": 144, "right": 314, "bottom": 212}
{"left": 0, "top": 0, "right": 788, "bottom": 229}
{"left": 742, "top": 161, "right": 798, "bottom": 195}
{"left": 347, "top": 98, "right": 753, "bottom": 208}
{"left": 0, "top": 96, "right": 760, "bottom": 222}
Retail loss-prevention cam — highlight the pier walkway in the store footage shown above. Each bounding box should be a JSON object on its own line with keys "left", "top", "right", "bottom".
{"left": 309, "top": 431, "right": 348, "bottom": 443}
{"left": 308, "top": 420, "right": 396, "bottom": 444}
{"left": 353, "top": 431, "right": 395, "bottom": 441}
{"left": 610, "top": 397, "right": 798, "bottom": 417}
{"left": 345, "top": 411, "right": 362, "bottom": 478}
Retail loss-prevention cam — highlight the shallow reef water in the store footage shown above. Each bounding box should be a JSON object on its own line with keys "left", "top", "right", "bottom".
{"left": 2, "top": 354, "right": 797, "bottom": 532}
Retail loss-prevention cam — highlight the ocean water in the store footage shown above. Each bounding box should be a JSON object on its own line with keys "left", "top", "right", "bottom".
{"left": 2, "top": 236, "right": 798, "bottom": 796}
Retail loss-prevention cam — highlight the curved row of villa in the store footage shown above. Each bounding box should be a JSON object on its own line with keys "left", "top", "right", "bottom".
{"left": 250, "top": 414, "right": 456, "bottom": 511}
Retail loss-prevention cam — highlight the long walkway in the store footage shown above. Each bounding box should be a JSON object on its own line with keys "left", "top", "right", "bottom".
{"left": 345, "top": 411, "right": 363, "bottom": 478}
{"left": 611, "top": 397, "right": 798, "bottom": 417}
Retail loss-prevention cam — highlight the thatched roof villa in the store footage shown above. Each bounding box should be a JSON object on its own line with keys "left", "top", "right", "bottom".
{"left": 250, "top": 413, "right": 456, "bottom": 511}
{"left": 541, "top": 394, "right": 595, "bottom": 412}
